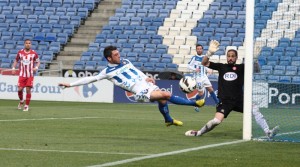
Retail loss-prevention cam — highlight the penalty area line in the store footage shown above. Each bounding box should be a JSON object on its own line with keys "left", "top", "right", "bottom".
{"left": 87, "top": 140, "right": 246, "bottom": 167}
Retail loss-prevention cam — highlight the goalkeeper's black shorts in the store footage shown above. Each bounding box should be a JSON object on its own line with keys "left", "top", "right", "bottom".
{"left": 216, "top": 98, "right": 243, "bottom": 118}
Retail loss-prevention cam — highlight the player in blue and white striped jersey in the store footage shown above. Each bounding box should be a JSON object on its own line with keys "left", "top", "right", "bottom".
{"left": 59, "top": 46, "right": 205, "bottom": 127}
{"left": 187, "top": 44, "right": 219, "bottom": 112}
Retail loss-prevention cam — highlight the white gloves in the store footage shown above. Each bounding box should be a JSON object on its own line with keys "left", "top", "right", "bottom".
{"left": 205, "top": 40, "right": 220, "bottom": 58}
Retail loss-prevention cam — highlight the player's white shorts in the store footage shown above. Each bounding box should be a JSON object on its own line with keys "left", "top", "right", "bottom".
{"left": 134, "top": 82, "right": 159, "bottom": 102}
{"left": 195, "top": 75, "right": 212, "bottom": 92}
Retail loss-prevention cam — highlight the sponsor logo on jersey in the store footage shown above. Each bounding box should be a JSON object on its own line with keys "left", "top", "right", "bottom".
{"left": 223, "top": 72, "right": 237, "bottom": 81}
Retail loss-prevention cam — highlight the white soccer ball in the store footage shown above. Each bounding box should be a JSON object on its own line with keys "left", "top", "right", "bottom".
{"left": 179, "top": 77, "right": 197, "bottom": 93}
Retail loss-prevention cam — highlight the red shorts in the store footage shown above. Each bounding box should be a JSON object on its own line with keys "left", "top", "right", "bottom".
{"left": 18, "top": 76, "right": 34, "bottom": 88}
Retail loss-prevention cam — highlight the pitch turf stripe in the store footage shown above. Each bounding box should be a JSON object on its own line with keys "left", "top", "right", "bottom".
{"left": 87, "top": 140, "right": 246, "bottom": 167}
{"left": 0, "top": 148, "right": 151, "bottom": 156}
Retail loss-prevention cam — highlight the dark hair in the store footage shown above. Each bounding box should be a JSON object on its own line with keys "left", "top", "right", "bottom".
{"left": 227, "top": 49, "right": 238, "bottom": 57}
{"left": 196, "top": 44, "right": 203, "bottom": 49}
{"left": 103, "top": 46, "right": 117, "bottom": 60}
{"left": 24, "top": 39, "right": 31, "bottom": 43}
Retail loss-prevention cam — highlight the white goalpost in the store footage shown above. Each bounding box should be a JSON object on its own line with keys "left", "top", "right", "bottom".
{"left": 243, "top": 0, "right": 254, "bottom": 140}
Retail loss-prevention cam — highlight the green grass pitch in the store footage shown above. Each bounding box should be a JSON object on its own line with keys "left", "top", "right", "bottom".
{"left": 0, "top": 100, "right": 299, "bottom": 167}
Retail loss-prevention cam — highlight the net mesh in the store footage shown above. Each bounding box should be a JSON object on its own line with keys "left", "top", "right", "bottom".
{"left": 252, "top": 0, "right": 300, "bottom": 142}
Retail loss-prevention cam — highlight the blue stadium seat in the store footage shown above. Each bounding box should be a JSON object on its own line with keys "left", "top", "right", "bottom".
{"left": 215, "top": 11, "right": 226, "bottom": 19}
{"left": 62, "top": 0, "right": 74, "bottom": 8}
{"left": 115, "top": 8, "right": 125, "bottom": 17}
{"left": 268, "top": 75, "right": 279, "bottom": 83}
{"left": 153, "top": 1, "right": 165, "bottom": 9}
{"left": 254, "top": 74, "right": 267, "bottom": 81}
{"left": 130, "top": 17, "right": 141, "bottom": 26}
{"left": 152, "top": 17, "right": 164, "bottom": 26}
{"left": 84, "top": 0, "right": 95, "bottom": 11}
{"left": 292, "top": 76, "right": 300, "bottom": 84}
{"left": 165, "top": 1, "right": 176, "bottom": 10}
{"left": 9, "top": 22, "right": 20, "bottom": 32}
{"left": 203, "top": 10, "right": 215, "bottom": 19}
{"left": 139, "top": 35, "right": 150, "bottom": 44}
{"left": 140, "top": 1, "right": 151, "bottom": 9}
{"left": 70, "top": 16, "right": 81, "bottom": 28}
{"left": 279, "top": 76, "right": 291, "bottom": 83}
{"left": 143, "top": 62, "right": 155, "bottom": 71}
{"left": 13, "top": 6, "right": 23, "bottom": 15}
{"left": 161, "top": 57, "right": 172, "bottom": 63}
{"left": 151, "top": 35, "right": 163, "bottom": 44}
{"left": 73, "top": 0, "right": 84, "bottom": 8}
{"left": 131, "top": 1, "right": 142, "bottom": 9}
{"left": 2, "top": 6, "right": 12, "bottom": 15}
{"left": 5, "top": 14, "right": 17, "bottom": 23}
{"left": 78, "top": 8, "right": 88, "bottom": 19}
{"left": 159, "top": 9, "right": 169, "bottom": 17}
{"left": 126, "top": 8, "right": 136, "bottom": 17}
{"left": 38, "top": 41, "right": 49, "bottom": 51}
{"left": 132, "top": 62, "right": 143, "bottom": 70}
{"left": 166, "top": 63, "right": 178, "bottom": 71}
{"left": 1, "top": 31, "right": 12, "bottom": 40}
{"left": 80, "top": 52, "right": 93, "bottom": 61}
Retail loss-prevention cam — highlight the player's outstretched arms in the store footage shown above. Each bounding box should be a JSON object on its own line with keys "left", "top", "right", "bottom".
{"left": 58, "top": 83, "right": 71, "bottom": 89}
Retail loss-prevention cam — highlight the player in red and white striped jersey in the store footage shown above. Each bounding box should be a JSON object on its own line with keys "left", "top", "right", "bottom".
{"left": 12, "top": 39, "right": 40, "bottom": 111}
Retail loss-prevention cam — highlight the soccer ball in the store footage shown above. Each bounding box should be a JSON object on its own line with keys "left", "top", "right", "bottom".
{"left": 179, "top": 77, "right": 197, "bottom": 93}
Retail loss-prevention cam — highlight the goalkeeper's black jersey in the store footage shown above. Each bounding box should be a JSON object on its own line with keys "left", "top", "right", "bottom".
{"left": 208, "top": 62, "right": 244, "bottom": 100}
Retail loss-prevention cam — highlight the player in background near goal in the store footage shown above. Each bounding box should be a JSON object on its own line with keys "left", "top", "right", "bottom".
{"left": 59, "top": 46, "right": 205, "bottom": 126}
{"left": 12, "top": 39, "right": 40, "bottom": 111}
{"left": 187, "top": 44, "right": 219, "bottom": 112}
{"left": 185, "top": 40, "right": 279, "bottom": 138}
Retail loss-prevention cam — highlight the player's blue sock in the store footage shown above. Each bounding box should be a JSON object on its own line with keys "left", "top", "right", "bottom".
{"left": 169, "top": 95, "right": 195, "bottom": 106}
{"left": 158, "top": 102, "right": 172, "bottom": 122}
{"left": 210, "top": 92, "right": 219, "bottom": 104}
{"left": 195, "top": 94, "right": 203, "bottom": 100}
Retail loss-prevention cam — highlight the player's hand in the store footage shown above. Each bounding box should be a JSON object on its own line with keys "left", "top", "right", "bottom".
{"left": 146, "top": 77, "right": 156, "bottom": 85}
{"left": 58, "top": 83, "right": 71, "bottom": 89}
{"left": 12, "top": 69, "right": 16, "bottom": 74}
{"left": 206, "top": 40, "right": 220, "bottom": 58}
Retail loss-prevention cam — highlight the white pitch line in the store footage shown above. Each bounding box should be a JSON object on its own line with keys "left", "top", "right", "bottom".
{"left": 87, "top": 140, "right": 246, "bottom": 167}
{"left": 0, "top": 116, "right": 163, "bottom": 122}
{"left": 0, "top": 117, "right": 104, "bottom": 122}
{"left": 0, "top": 148, "right": 151, "bottom": 156}
{"left": 255, "top": 130, "right": 300, "bottom": 140}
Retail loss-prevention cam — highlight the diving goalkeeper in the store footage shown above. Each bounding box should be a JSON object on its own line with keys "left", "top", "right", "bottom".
{"left": 185, "top": 40, "right": 279, "bottom": 139}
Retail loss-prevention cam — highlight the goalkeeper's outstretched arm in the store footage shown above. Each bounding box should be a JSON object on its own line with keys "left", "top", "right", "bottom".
{"left": 202, "top": 40, "right": 220, "bottom": 67}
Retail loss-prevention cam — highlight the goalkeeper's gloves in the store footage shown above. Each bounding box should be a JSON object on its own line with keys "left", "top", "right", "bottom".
{"left": 205, "top": 40, "right": 220, "bottom": 58}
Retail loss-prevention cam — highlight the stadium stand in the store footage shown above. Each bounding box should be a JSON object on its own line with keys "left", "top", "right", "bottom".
{"left": 0, "top": 0, "right": 99, "bottom": 74}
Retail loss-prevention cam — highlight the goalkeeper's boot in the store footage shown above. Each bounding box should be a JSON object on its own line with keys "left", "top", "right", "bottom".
{"left": 18, "top": 101, "right": 24, "bottom": 110}
{"left": 23, "top": 105, "right": 29, "bottom": 112}
{"left": 195, "top": 99, "right": 205, "bottom": 107}
{"left": 166, "top": 119, "right": 183, "bottom": 127}
{"left": 185, "top": 130, "right": 199, "bottom": 137}
{"left": 266, "top": 126, "right": 279, "bottom": 139}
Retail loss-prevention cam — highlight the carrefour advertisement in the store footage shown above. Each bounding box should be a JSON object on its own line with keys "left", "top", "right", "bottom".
{"left": 0, "top": 76, "right": 114, "bottom": 102}
{"left": 113, "top": 80, "right": 219, "bottom": 106}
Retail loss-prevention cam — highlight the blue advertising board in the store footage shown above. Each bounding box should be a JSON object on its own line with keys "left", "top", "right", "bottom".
{"left": 113, "top": 80, "right": 218, "bottom": 106}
